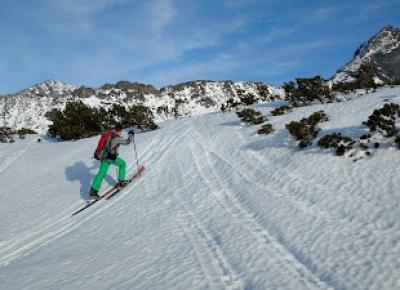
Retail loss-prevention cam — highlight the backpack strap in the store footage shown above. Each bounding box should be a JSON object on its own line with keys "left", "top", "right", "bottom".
{"left": 106, "top": 132, "right": 120, "bottom": 154}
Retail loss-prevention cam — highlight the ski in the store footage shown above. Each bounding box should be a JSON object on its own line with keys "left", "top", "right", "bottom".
{"left": 106, "top": 165, "right": 145, "bottom": 199}
{"left": 72, "top": 165, "right": 145, "bottom": 216}
{"left": 72, "top": 198, "right": 103, "bottom": 216}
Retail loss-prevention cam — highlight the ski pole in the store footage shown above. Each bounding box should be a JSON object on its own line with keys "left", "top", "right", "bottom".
{"left": 133, "top": 136, "right": 140, "bottom": 171}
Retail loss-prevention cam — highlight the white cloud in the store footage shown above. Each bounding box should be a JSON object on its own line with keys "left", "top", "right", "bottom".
{"left": 146, "top": 0, "right": 177, "bottom": 32}
{"left": 283, "top": 40, "right": 333, "bottom": 53}
{"left": 44, "top": 0, "right": 127, "bottom": 15}
{"left": 224, "top": 0, "right": 266, "bottom": 8}
{"left": 262, "top": 26, "right": 296, "bottom": 43}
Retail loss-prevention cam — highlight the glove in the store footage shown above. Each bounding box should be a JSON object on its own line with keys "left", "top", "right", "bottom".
{"left": 128, "top": 130, "right": 135, "bottom": 136}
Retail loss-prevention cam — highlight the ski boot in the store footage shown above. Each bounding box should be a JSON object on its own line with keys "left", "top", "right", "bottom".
{"left": 118, "top": 180, "right": 130, "bottom": 188}
{"left": 89, "top": 188, "right": 101, "bottom": 200}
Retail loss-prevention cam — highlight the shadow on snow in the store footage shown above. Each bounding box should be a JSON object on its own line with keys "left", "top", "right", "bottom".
{"left": 64, "top": 160, "right": 116, "bottom": 200}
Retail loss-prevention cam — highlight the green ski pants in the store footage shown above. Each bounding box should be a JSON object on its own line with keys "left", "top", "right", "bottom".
{"left": 91, "top": 157, "right": 126, "bottom": 191}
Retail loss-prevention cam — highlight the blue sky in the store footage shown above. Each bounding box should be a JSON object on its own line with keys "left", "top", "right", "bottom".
{"left": 0, "top": 0, "right": 399, "bottom": 93}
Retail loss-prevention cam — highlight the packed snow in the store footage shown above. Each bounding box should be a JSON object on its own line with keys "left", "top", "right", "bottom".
{"left": 1, "top": 87, "right": 400, "bottom": 289}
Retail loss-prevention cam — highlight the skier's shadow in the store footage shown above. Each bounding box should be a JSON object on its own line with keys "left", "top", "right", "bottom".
{"left": 65, "top": 161, "right": 116, "bottom": 200}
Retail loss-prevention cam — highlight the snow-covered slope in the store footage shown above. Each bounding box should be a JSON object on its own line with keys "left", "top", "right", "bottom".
{"left": 1, "top": 87, "right": 400, "bottom": 289}
{"left": 333, "top": 25, "right": 400, "bottom": 84}
{"left": 0, "top": 81, "right": 76, "bottom": 132}
{"left": 0, "top": 80, "right": 283, "bottom": 133}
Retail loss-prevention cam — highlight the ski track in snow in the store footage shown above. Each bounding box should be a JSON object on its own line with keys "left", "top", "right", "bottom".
{"left": 175, "top": 198, "right": 244, "bottom": 290}
{"left": 227, "top": 119, "right": 400, "bottom": 238}
{"left": 188, "top": 131, "right": 332, "bottom": 290}
{"left": 0, "top": 121, "right": 189, "bottom": 268}
{"left": 0, "top": 143, "right": 31, "bottom": 174}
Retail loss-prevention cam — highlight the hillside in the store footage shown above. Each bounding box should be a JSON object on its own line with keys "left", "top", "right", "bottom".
{"left": 1, "top": 86, "right": 400, "bottom": 289}
{"left": 0, "top": 80, "right": 283, "bottom": 133}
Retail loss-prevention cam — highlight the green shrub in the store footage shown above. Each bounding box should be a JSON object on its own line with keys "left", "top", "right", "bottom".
{"left": 355, "top": 62, "right": 377, "bottom": 89}
{"left": 0, "top": 127, "right": 15, "bottom": 143}
{"left": 48, "top": 101, "right": 158, "bottom": 140}
{"left": 286, "top": 111, "right": 328, "bottom": 148}
{"left": 257, "top": 124, "right": 274, "bottom": 135}
{"left": 72, "top": 86, "right": 96, "bottom": 98}
{"left": 225, "top": 98, "right": 241, "bottom": 110}
{"left": 271, "top": 105, "right": 292, "bottom": 116}
{"left": 332, "top": 62, "right": 378, "bottom": 93}
{"left": 48, "top": 101, "right": 107, "bottom": 140}
{"left": 17, "top": 128, "right": 36, "bottom": 135}
{"left": 173, "top": 99, "right": 187, "bottom": 117}
{"left": 239, "top": 94, "right": 257, "bottom": 106}
{"left": 283, "top": 76, "right": 333, "bottom": 106}
{"left": 128, "top": 105, "right": 159, "bottom": 131}
{"left": 17, "top": 128, "right": 37, "bottom": 139}
{"left": 307, "top": 111, "right": 329, "bottom": 125}
{"left": 318, "top": 133, "right": 355, "bottom": 156}
{"left": 156, "top": 106, "right": 169, "bottom": 115}
{"left": 362, "top": 103, "right": 400, "bottom": 137}
{"left": 395, "top": 136, "right": 400, "bottom": 148}
{"left": 236, "top": 109, "right": 264, "bottom": 125}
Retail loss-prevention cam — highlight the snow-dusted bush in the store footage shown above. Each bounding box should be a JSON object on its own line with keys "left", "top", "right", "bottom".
{"left": 286, "top": 111, "right": 329, "bottom": 148}
{"left": 239, "top": 94, "right": 257, "bottom": 106}
{"left": 72, "top": 86, "right": 96, "bottom": 98}
{"left": 360, "top": 134, "right": 371, "bottom": 140}
{"left": 156, "top": 106, "right": 169, "bottom": 115}
{"left": 173, "top": 99, "right": 187, "bottom": 117}
{"left": 332, "top": 62, "right": 378, "bottom": 93}
{"left": 196, "top": 97, "right": 216, "bottom": 108}
{"left": 0, "top": 127, "right": 15, "bottom": 143}
{"left": 271, "top": 105, "right": 292, "bottom": 116}
{"left": 395, "top": 136, "right": 400, "bottom": 148}
{"left": 107, "top": 104, "right": 158, "bottom": 131}
{"left": 257, "top": 124, "right": 274, "bottom": 135}
{"left": 362, "top": 103, "right": 400, "bottom": 137}
{"left": 236, "top": 109, "right": 264, "bottom": 125}
{"left": 225, "top": 98, "right": 241, "bottom": 111}
{"left": 283, "top": 76, "right": 333, "bottom": 106}
{"left": 318, "top": 133, "right": 355, "bottom": 156}
{"left": 17, "top": 128, "right": 37, "bottom": 139}
{"left": 0, "top": 127, "right": 35, "bottom": 142}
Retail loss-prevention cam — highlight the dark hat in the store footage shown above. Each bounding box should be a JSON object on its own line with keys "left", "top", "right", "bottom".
{"left": 114, "top": 123, "right": 123, "bottom": 131}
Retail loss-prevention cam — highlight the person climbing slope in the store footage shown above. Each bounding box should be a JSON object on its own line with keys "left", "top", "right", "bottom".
{"left": 89, "top": 124, "right": 135, "bottom": 199}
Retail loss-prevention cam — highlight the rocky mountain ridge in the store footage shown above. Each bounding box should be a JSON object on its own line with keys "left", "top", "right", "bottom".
{"left": 333, "top": 25, "right": 400, "bottom": 84}
{"left": 0, "top": 80, "right": 283, "bottom": 133}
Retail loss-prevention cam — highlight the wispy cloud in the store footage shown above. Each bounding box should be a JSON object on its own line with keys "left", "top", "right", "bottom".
{"left": 146, "top": 0, "right": 177, "bottom": 32}
{"left": 44, "top": 0, "right": 126, "bottom": 15}
{"left": 224, "top": 0, "right": 267, "bottom": 8}
{"left": 35, "top": 0, "right": 122, "bottom": 37}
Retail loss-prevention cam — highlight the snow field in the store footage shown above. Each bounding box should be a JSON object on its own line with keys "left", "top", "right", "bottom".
{"left": 1, "top": 87, "right": 400, "bottom": 289}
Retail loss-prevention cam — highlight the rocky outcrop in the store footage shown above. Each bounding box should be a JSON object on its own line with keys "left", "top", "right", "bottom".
{"left": 333, "top": 26, "right": 400, "bottom": 84}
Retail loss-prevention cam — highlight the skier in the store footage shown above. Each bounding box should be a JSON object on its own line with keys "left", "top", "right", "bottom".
{"left": 89, "top": 124, "right": 135, "bottom": 199}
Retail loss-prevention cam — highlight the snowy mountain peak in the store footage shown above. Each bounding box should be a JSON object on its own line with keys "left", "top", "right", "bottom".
{"left": 333, "top": 25, "right": 400, "bottom": 84}
{"left": 16, "top": 80, "right": 76, "bottom": 98}
{"left": 353, "top": 25, "right": 400, "bottom": 59}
